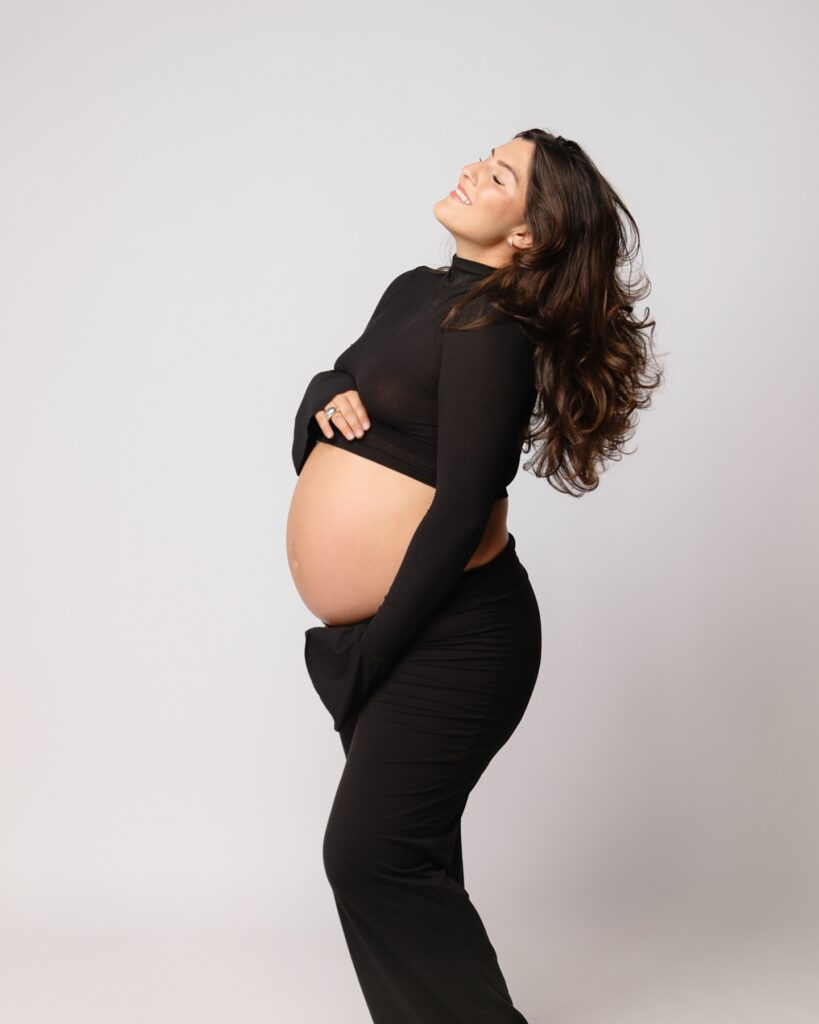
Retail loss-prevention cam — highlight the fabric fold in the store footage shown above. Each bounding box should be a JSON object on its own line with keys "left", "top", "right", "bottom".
{"left": 304, "top": 620, "right": 391, "bottom": 732}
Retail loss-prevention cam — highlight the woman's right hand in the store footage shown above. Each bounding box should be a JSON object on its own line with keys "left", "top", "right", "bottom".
{"left": 315, "top": 389, "right": 371, "bottom": 441}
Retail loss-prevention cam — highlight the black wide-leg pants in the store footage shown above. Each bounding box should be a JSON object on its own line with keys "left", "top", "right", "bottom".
{"left": 321, "top": 533, "right": 541, "bottom": 1024}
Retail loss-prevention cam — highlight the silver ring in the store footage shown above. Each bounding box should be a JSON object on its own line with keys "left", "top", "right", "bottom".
{"left": 324, "top": 405, "right": 338, "bottom": 418}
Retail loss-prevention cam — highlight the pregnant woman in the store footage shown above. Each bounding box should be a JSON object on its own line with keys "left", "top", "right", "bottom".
{"left": 286, "top": 128, "right": 662, "bottom": 1023}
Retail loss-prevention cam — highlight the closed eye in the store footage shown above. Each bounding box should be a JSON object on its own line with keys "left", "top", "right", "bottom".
{"left": 477, "top": 155, "right": 505, "bottom": 186}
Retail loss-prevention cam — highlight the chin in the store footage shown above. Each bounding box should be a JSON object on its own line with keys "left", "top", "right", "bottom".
{"left": 432, "top": 198, "right": 454, "bottom": 228}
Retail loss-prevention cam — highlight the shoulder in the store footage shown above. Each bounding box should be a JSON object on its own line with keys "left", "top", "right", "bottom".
{"left": 375, "top": 264, "right": 448, "bottom": 310}
{"left": 378, "top": 265, "right": 429, "bottom": 297}
{"left": 442, "top": 298, "right": 534, "bottom": 351}
{"left": 390, "top": 264, "right": 433, "bottom": 281}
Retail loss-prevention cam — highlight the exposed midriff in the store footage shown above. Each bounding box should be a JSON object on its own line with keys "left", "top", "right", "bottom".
{"left": 286, "top": 439, "right": 509, "bottom": 626}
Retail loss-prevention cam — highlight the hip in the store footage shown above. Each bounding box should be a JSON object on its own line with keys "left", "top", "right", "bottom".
{"left": 362, "top": 533, "right": 542, "bottom": 738}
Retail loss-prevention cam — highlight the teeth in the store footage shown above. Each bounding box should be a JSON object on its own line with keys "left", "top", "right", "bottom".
{"left": 455, "top": 187, "right": 471, "bottom": 204}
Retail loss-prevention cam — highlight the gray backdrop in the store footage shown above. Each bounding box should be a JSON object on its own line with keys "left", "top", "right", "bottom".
{"left": 1, "top": 1, "right": 817, "bottom": 1021}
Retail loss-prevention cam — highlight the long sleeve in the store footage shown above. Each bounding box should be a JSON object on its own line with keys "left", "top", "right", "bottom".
{"left": 305, "top": 314, "right": 535, "bottom": 731}
{"left": 291, "top": 269, "right": 416, "bottom": 476}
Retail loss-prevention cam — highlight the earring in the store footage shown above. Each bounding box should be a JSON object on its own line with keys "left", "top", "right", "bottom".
{"left": 507, "top": 239, "right": 514, "bottom": 247}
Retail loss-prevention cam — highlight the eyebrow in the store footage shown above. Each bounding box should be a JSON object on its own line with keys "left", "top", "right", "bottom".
{"left": 491, "top": 147, "right": 519, "bottom": 185}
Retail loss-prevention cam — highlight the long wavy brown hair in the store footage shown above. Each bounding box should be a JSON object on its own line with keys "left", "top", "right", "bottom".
{"left": 437, "top": 127, "right": 665, "bottom": 496}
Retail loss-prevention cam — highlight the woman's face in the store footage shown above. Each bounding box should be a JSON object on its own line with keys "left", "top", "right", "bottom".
{"left": 433, "top": 138, "right": 534, "bottom": 265}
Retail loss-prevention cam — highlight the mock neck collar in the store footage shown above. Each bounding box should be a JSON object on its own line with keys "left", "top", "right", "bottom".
{"left": 448, "top": 254, "right": 498, "bottom": 279}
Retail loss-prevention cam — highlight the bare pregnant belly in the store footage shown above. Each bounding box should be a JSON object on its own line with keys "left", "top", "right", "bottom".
{"left": 286, "top": 441, "right": 509, "bottom": 626}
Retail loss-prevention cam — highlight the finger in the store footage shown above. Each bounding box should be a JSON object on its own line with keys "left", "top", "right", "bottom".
{"left": 315, "top": 406, "right": 343, "bottom": 439}
{"left": 327, "top": 393, "right": 366, "bottom": 438}
{"left": 345, "top": 393, "right": 371, "bottom": 432}
{"left": 315, "top": 409, "right": 334, "bottom": 439}
{"left": 316, "top": 405, "right": 358, "bottom": 442}
{"left": 315, "top": 397, "right": 342, "bottom": 438}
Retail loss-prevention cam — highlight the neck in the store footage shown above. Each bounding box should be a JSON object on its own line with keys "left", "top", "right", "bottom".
{"left": 453, "top": 246, "right": 509, "bottom": 271}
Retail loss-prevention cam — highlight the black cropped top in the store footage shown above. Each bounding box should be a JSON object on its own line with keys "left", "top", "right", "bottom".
{"left": 292, "top": 254, "right": 537, "bottom": 732}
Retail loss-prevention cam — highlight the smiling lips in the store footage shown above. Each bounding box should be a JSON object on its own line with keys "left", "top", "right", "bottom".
{"left": 449, "top": 185, "right": 472, "bottom": 205}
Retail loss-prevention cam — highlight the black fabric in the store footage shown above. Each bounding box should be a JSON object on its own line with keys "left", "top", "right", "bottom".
{"left": 293, "top": 254, "right": 537, "bottom": 733}
{"left": 323, "top": 532, "right": 541, "bottom": 1024}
